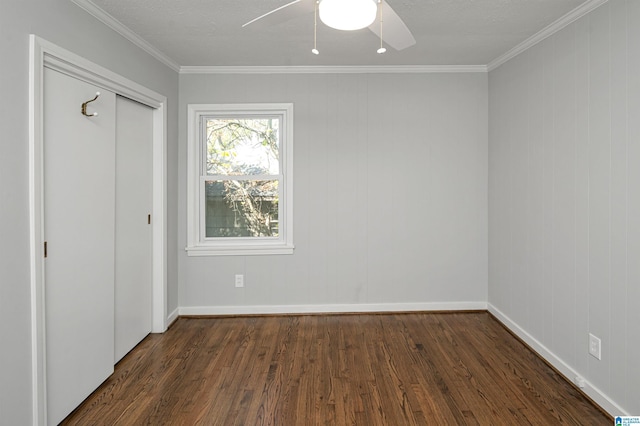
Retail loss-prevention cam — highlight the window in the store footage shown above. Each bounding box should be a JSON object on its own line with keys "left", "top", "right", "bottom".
{"left": 187, "top": 104, "right": 293, "bottom": 256}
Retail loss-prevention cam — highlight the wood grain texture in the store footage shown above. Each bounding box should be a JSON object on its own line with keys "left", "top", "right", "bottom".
{"left": 62, "top": 313, "right": 610, "bottom": 425}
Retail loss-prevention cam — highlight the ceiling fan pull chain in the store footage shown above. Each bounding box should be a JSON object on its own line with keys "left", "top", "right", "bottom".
{"left": 377, "top": 0, "right": 386, "bottom": 54}
{"left": 312, "top": 1, "right": 320, "bottom": 55}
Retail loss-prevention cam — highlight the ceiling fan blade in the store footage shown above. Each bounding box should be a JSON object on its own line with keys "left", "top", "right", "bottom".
{"left": 242, "top": 0, "right": 315, "bottom": 29}
{"left": 368, "top": 0, "right": 416, "bottom": 51}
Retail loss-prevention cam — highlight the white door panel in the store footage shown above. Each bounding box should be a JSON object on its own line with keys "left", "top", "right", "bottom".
{"left": 114, "top": 95, "right": 153, "bottom": 362}
{"left": 44, "top": 68, "right": 116, "bottom": 425}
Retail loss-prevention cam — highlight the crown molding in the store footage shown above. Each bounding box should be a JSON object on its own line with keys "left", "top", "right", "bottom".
{"left": 487, "top": 0, "right": 609, "bottom": 71}
{"left": 179, "top": 65, "right": 488, "bottom": 74}
{"left": 70, "top": 0, "right": 181, "bottom": 72}
{"left": 70, "top": 0, "right": 607, "bottom": 75}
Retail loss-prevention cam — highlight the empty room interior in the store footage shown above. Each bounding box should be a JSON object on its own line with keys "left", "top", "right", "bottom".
{"left": 1, "top": 0, "right": 638, "bottom": 424}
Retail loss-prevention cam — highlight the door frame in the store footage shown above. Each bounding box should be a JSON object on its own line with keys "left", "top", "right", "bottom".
{"left": 28, "top": 35, "right": 168, "bottom": 426}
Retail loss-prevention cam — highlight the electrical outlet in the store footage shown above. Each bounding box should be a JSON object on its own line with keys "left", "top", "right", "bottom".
{"left": 589, "top": 333, "right": 601, "bottom": 360}
{"left": 235, "top": 274, "right": 244, "bottom": 288}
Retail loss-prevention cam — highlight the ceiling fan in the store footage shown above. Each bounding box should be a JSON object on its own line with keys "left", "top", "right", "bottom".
{"left": 242, "top": 0, "right": 416, "bottom": 54}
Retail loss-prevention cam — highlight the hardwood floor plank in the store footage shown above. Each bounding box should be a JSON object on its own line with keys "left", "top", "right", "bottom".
{"left": 61, "top": 313, "right": 611, "bottom": 425}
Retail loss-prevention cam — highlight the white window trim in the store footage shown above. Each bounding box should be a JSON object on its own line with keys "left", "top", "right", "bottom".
{"left": 186, "top": 103, "right": 294, "bottom": 256}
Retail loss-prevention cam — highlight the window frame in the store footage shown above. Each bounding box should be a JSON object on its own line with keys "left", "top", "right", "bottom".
{"left": 186, "top": 103, "right": 294, "bottom": 256}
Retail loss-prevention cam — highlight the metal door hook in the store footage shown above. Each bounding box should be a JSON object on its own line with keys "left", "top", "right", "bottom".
{"left": 81, "top": 92, "right": 100, "bottom": 117}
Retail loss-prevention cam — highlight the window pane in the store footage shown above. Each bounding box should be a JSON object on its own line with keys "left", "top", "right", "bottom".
{"left": 205, "top": 180, "right": 279, "bottom": 238}
{"left": 206, "top": 118, "right": 279, "bottom": 176}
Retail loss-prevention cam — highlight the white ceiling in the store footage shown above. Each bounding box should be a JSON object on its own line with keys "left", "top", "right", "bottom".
{"left": 83, "top": 0, "right": 592, "bottom": 68}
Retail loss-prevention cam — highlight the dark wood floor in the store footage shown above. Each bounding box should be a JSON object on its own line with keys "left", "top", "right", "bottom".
{"left": 62, "top": 312, "right": 610, "bottom": 425}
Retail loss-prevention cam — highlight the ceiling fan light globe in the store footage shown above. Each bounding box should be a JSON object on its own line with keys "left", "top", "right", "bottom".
{"left": 319, "top": 0, "right": 378, "bottom": 31}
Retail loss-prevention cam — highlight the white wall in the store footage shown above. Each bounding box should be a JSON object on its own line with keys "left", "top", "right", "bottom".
{"left": 0, "top": 1, "right": 179, "bottom": 423}
{"left": 178, "top": 73, "right": 488, "bottom": 312}
{"left": 489, "top": 0, "right": 639, "bottom": 415}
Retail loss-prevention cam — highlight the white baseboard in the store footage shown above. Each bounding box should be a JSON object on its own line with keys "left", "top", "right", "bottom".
{"left": 166, "top": 307, "right": 179, "bottom": 328}
{"left": 488, "top": 303, "right": 626, "bottom": 417}
{"left": 179, "top": 301, "right": 487, "bottom": 316}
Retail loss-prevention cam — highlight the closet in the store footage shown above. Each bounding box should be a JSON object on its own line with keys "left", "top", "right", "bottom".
{"left": 43, "top": 67, "right": 152, "bottom": 425}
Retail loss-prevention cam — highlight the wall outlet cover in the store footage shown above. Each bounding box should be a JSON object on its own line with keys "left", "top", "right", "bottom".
{"left": 235, "top": 274, "right": 244, "bottom": 288}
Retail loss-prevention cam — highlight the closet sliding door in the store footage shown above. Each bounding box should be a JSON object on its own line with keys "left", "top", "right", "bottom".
{"left": 43, "top": 67, "right": 116, "bottom": 426}
{"left": 114, "top": 95, "right": 153, "bottom": 362}
{"left": 43, "top": 68, "right": 154, "bottom": 424}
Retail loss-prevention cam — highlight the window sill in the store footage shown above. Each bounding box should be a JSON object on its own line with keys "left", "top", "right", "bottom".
{"left": 185, "top": 244, "right": 294, "bottom": 257}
